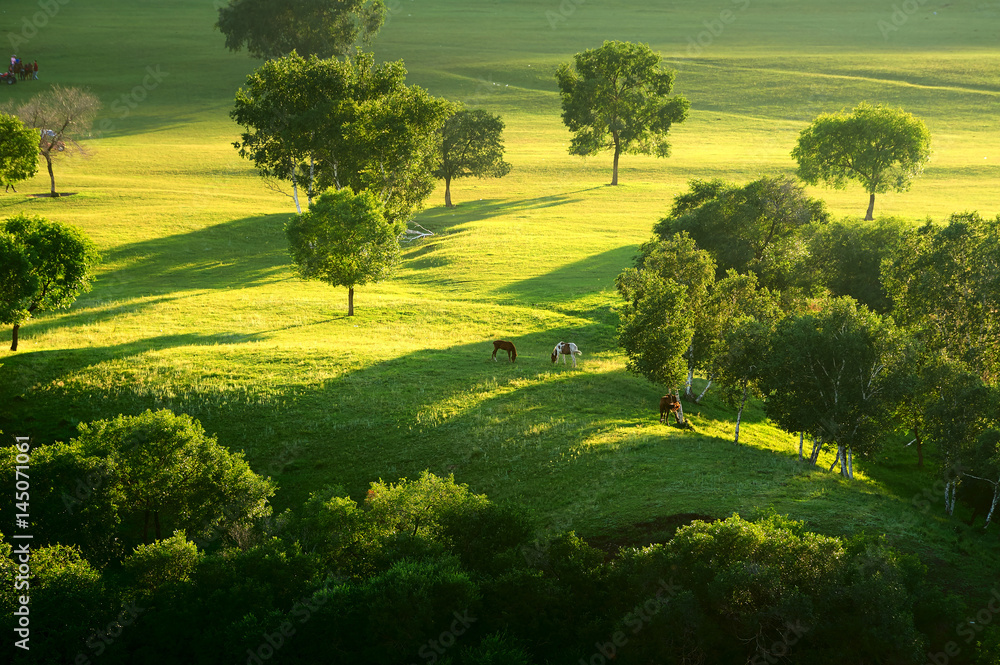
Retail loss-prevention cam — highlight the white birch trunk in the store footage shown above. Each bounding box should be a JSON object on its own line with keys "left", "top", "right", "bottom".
{"left": 685, "top": 356, "right": 695, "bottom": 399}
{"left": 675, "top": 398, "right": 686, "bottom": 425}
{"left": 810, "top": 436, "right": 823, "bottom": 465}
{"left": 984, "top": 482, "right": 999, "bottom": 529}
{"left": 847, "top": 448, "right": 854, "bottom": 480}
{"left": 830, "top": 446, "right": 841, "bottom": 472}
{"left": 696, "top": 377, "right": 713, "bottom": 403}
{"left": 798, "top": 432, "right": 804, "bottom": 461}
{"left": 945, "top": 479, "right": 956, "bottom": 517}
{"left": 734, "top": 384, "right": 747, "bottom": 444}
{"left": 291, "top": 178, "right": 302, "bottom": 214}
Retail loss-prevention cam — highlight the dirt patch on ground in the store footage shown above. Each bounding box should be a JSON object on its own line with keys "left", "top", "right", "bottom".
{"left": 27, "top": 192, "right": 78, "bottom": 198}
{"left": 587, "top": 512, "right": 717, "bottom": 556}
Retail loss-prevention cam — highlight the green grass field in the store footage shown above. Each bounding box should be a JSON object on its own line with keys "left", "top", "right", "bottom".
{"left": 2, "top": 0, "right": 999, "bottom": 594}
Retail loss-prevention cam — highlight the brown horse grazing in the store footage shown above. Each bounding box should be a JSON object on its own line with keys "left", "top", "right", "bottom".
{"left": 492, "top": 340, "right": 517, "bottom": 362}
{"left": 659, "top": 395, "right": 681, "bottom": 424}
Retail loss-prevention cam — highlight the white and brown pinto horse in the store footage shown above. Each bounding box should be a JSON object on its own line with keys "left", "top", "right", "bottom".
{"left": 551, "top": 341, "right": 582, "bottom": 367}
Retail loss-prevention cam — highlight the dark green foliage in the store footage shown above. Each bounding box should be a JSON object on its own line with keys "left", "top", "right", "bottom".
{"left": 653, "top": 176, "right": 827, "bottom": 292}
{"left": 556, "top": 40, "right": 689, "bottom": 185}
{"left": 761, "top": 297, "right": 909, "bottom": 470}
{"left": 216, "top": 0, "right": 386, "bottom": 59}
{"left": 883, "top": 211, "right": 1000, "bottom": 383}
{"left": 803, "top": 215, "right": 909, "bottom": 313}
{"left": 0, "top": 410, "right": 276, "bottom": 558}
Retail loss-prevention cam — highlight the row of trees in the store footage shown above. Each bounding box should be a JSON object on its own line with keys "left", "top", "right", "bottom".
{"left": 617, "top": 178, "right": 1000, "bottom": 526}
{"left": 4, "top": 409, "right": 990, "bottom": 664}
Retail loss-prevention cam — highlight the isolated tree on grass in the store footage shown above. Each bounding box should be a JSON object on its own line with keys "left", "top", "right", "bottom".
{"left": 232, "top": 52, "right": 452, "bottom": 221}
{"left": 216, "top": 0, "right": 386, "bottom": 59}
{"left": 0, "top": 213, "right": 99, "bottom": 351}
{"left": 286, "top": 188, "right": 400, "bottom": 316}
{"left": 434, "top": 108, "right": 511, "bottom": 207}
{"left": 0, "top": 113, "right": 38, "bottom": 193}
{"left": 8, "top": 85, "right": 101, "bottom": 197}
{"left": 556, "top": 40, "right": 689, "bottom": 186}
{"left": 792, "top": 102, "right": 931, "bottom": 220}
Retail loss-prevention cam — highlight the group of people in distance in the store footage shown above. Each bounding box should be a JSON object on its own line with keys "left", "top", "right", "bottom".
{"left": 8, "top": 55, "right": 38, "bottom": 80}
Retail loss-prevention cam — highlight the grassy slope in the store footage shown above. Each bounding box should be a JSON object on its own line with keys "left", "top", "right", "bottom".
{"left": 1, "top": 0, "right": 998, "bottom": 592}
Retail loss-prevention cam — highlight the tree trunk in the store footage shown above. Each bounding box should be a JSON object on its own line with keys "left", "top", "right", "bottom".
{"left": 865, "top": 192, "right": 875, "bottom": 221}
{"left": 798, "top": 432, "right": 804, "bottom": 461}
{"left": 810, "top": 435, "right": 823, "bottom": 465}
{"left": 913, "top": 424, "right": 923, "bottom": 468}
{"left": 945, "top": 478, "right": 956, "bottom": 517}
{"left": 734, "top": 384, "right": 748, "bottom": 444}
{"left": 847, "top": 448, "right": 854, "bottom": 480}
{"left": 611, "top": 136, "right": 621, "bottom": 186}
{"left": 830, "top": 446, "right": 841, "bottom": 472}
{"left": 684, "top": 351, "right": 695, "bottom": 399}
{"left": 348, "top": 287, "right": 354, "bottom": 316}
{"left": 696, "top": 377, "right": 712, "bottom": 403}
{"left": 445, "top": 176, "right": 453, "bottom": 207}
{"left": 291, "top": 176, "right": 302, "bottom": 215}
{"left": 10, "top": 324, "right": 19, "bottom": 351}
{"left": 45, "top": 153, "right": 57, "bottom": 197}
{"left": 984, "top": 481, "right": 999, "bottom": 529}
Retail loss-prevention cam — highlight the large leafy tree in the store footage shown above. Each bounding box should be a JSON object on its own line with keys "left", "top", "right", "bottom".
{"left": 616, "top": 233, "right": 715, "bottom": 406}
{"left": 761, "top": 297, "right": 908, "bottom": 478}
{"left": 0, "top": 213, "right": 99, "bottom": 351}
{"left": 792, "top": 102, "right": 931, "bottom": 220}
{"left": 556, "top": 40, "right": 689, "bottom": 185}
{"left": 8, "top": 85, "right": 101, "bottom": 197}
{"left": 654, "top": 176, "right": 827, "bottom": 292}
{"left": 71, "top": 409, "right": 275, "bottom": 546}
{"left": 231, "top": 52, "right": 452, "bottom": 222}
{"left": 0, "top": 112, "right": 38, "bottom": 193}
{"left": 286, "top": 188, "right": 400, "bottom": 316}
{"left": 882, "top": 211, "right": 1000, "bottom": 383}
{"left": 803, "top": 215, "right": 909, "bottom": 313}
{"left": 216, "top": 0, "right": 386, "bottom": 59}
{"left": 434, "top": 108, "right": 511, "bottom": 207}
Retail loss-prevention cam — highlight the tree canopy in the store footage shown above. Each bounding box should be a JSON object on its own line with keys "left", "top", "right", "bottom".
{"left": 285, "top": 188, "right": 400, "bottom": 315}
{"left": 0, "top": 213, "right": 99, "bottom": 351}
{"left": 216, "top": 0, "right": 386, "bottom": 59}
{"left": 0, "top": 112, "right": 38, "bottom": 193}
{"left": 653, "top": 176, "right": 827, "bottom": 291}
{"left": 761, "top": 297, "right": 908, "bottom": 478}
{"left": 556, "top": 40, "right": 689, "bottom": 185}
{"left": 433, "top": 108, "right": 511, "bottom": 207}
{"left": 882, "top": 212, "right": 1000, "bottom": 383}
{"left": 792, "top": 102, "right": 931, "bottom": 220}
{"left": 231, "top": 52, "right": 452, "bottom": 222}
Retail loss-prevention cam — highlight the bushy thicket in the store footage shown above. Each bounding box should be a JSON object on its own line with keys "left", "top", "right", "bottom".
{"left": 3, "top": 411, "right": 994, "bottom": 664}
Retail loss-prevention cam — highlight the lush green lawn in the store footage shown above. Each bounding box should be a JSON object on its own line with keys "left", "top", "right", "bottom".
{"left": 1, "top": 0, "right": 998, "bottom": 594}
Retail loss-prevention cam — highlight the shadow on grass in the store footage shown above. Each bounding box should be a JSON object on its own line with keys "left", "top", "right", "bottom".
{"left": 99, "top": 213, "right": 292, "bottom": 296}
{"left": 414, "top": 186, "right": 605, "bottom": 230}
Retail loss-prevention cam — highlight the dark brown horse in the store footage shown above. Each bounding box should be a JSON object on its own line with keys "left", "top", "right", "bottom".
{"left": 492, "top": 340, "right": 517, "bottom": 362}
{"left": 659, "top": 395, "right": 681, "bottom": 424}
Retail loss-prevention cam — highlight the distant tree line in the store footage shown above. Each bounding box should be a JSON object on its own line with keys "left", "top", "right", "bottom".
{"left": 3, "top": 409, "right": 993, "bottom": 664}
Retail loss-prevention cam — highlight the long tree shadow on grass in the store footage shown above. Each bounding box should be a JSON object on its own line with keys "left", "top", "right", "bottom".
{"left": 495, "top": 245, "right": 640, "bottom": 318}
{"left": 98, "top": 213, "right": 292, "bottom": 297}
{"left": 0, "top": 331, "right": 271, "bottom": 444}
